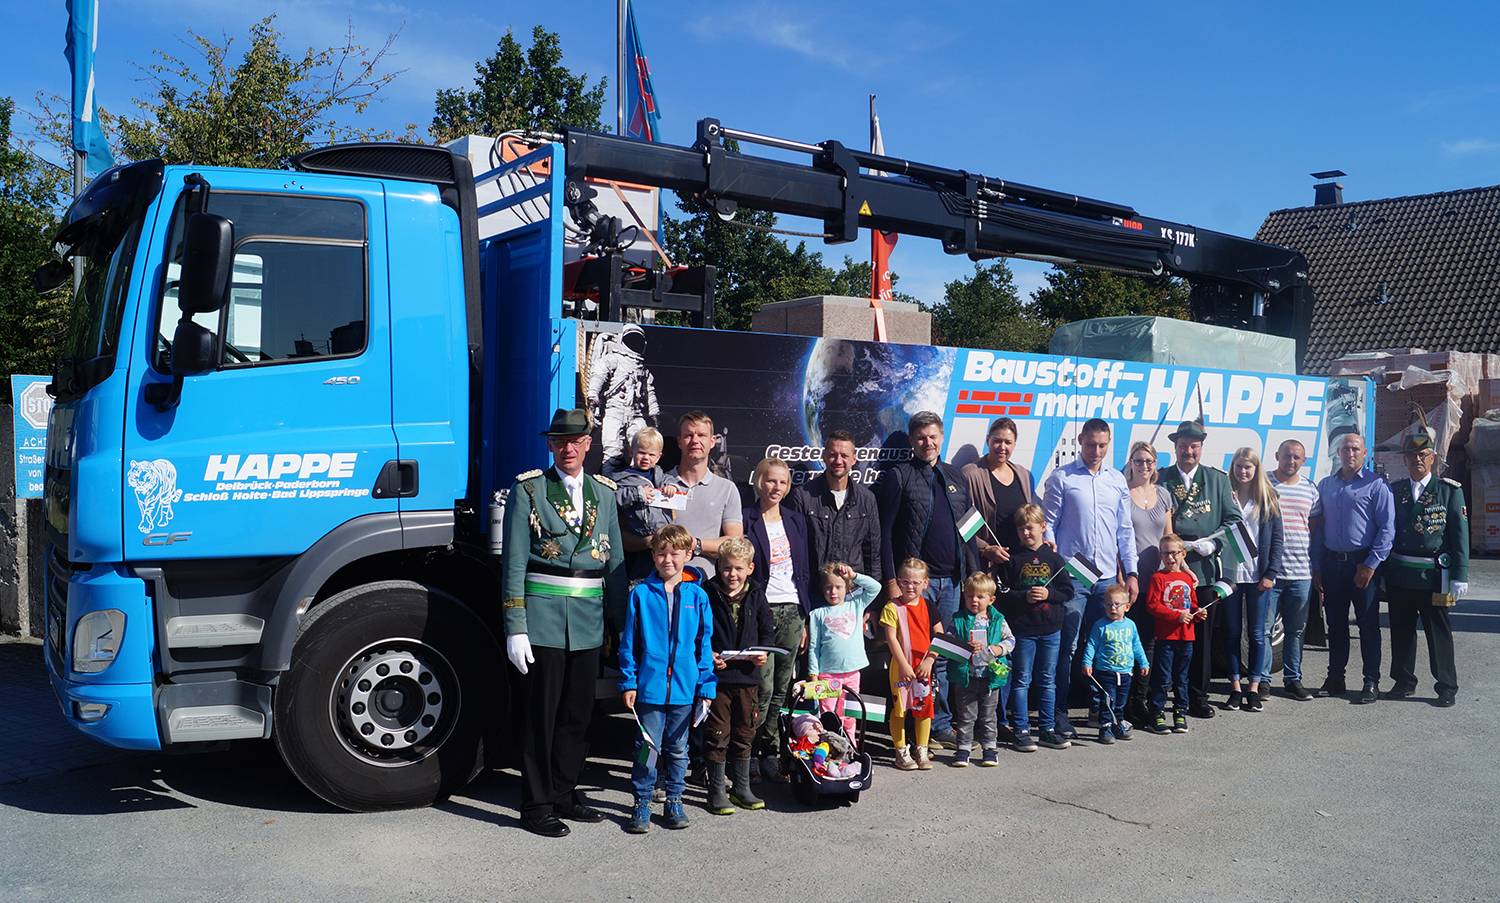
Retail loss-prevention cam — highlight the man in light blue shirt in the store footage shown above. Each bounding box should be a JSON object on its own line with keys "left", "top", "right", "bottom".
{"left": 1310, "top": 432, "right": 1395, "bottom": 704}
{"left": 1041, "top": 418, "right": 1138, "bottom": 739}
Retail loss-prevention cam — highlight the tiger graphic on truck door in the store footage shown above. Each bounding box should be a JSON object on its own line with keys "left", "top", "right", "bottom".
{"left": 128, "top": 459, "right": 184, "bottom": 534}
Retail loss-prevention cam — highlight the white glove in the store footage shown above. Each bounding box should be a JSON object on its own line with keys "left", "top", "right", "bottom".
{"left": 1189, "top": 538, "right": 1217, "bottom": 557}
{"left": 692, "top": 698, "right": 711, "bottom": 727}
{"left": 507, "top": 634, "right": 534, "bottom": 675}
{"left": 1451, "top": 581, "right": 1469, "bottom": 600}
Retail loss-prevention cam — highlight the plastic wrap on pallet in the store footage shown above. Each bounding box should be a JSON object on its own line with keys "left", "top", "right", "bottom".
{"left": 1375, "top": 367, "right": 1464, "bottom": 475}
{"left": 1048, "top": 316, "right": 1297, "bottom": 375}
{"left": 1467, "top": 410, "right": 1500, "bottom": 466}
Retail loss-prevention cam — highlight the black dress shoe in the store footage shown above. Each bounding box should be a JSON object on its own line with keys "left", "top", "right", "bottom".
{"left": 1382, "top": 683, "right": 1416, "bottom": 700}
{"left": 1355, "top": 682, "right": 1378, "bottom": 704}
{"left": 1314, "top": 680, "right": 1346, "bottom": 698}
{"left": 1285, "top": 680, "right": 1313, "bottom": 701}
{"left": 520, "top": 815, "right": 571, "bottom": 838}
{"left": 554, "top": 798, "right": 606, "bottom": 823}
{"left": 1188, "top": 703, "right": 1216, "bottom": 719}
{"left": 1436, "top": 689, "right": 1457, "bottom": 708}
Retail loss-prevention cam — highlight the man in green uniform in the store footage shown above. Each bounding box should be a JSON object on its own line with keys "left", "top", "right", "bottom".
{"left": 503, "top": 408, "right": 626, "bottom": 837}
{"left": 1381, "top": 430, "right": 1468, "bottom": 707}
{"left": 1158, "top": 419, "right": 1242, "bottom": 719}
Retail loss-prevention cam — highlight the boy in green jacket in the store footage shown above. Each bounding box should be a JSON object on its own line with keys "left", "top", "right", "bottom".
{"left": 948, "top": 573, "right": 1016, "bottom": 767}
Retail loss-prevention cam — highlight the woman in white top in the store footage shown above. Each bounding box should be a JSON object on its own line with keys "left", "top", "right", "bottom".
{"left": 1224, "top": 448, "right": 1284, "bottom": 712}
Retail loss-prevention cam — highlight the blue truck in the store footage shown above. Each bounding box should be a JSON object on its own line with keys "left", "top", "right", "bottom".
{"left": 39, "top": 118, "right": 1321, "bottom": 810}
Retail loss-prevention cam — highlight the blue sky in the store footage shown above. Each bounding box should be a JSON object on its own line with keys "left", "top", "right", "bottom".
{"left": 5, "top": 0, "right": 1500, "bottom": 304}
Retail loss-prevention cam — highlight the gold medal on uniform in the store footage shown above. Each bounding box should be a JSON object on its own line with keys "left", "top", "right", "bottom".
{"left": 540, "top": 539, "right": 562, "bottom": 560}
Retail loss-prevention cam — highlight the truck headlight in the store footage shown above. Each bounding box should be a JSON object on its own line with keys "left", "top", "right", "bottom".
{"left": 73, "top": 609, "right": 126, "bottom": 674}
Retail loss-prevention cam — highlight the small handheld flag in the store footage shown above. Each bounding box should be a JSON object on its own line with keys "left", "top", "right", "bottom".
{"left": 1203, "top": 580, "right": 1235, "bottom": 605}
{"left": 1061, "top": 553, "right": 1105, "bottom": 587}
{"left": 929, "top": 634, "right": 974, "bottom": 664}
{"left": 631, "top": 708, "right": 659, "bottom": 771}
{"left": 1214, "top": 522, "right": 1258, "bottom": 570}
{"left": 956, "top": 506, "right": 986, "bottom": 543}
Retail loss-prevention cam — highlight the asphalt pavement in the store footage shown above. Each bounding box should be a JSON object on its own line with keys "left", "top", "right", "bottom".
{"left": 4, "top": 566, "right": 1499, "bottom": 902}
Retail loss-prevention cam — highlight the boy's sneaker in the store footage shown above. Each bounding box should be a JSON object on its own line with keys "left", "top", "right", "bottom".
{"left": 1038, "top": 730, "right": 1071, "bottom": 750}
{"left": 893, "top": 747, "right": 919, "bottom": 770}
{"left": 1013, "top": 732, "right": 1038, "bottom": 753}
{"left": 662, "top": 797, "right": 690, "bottom": 830}
{"left": 1053, "top": 717, "right": 1079, "bottom": 741}
{"left": 625, "top": 799, "right": 652, "bottom": 834}
{"left": 1085, "top": 709, "right": 1101, "bottom": 729}
{"left": 1097, "top": 725, "right": 1115, "bottom": 744}
{"left": 950, "top": 749, "right": 971, "bottom": 768}
{"left": 915, "top": 746, "right": 933, "bottom": 770}
{"left": 651, "top": 787, "right": 667, "bottom": 803}
{"left": 1172, "top": 710, "right": 1190, "bottom": 733}
{"left": 1152, "top": 710, "right": 1171, "bottom": 734}
{"left": 980, "top": 748, "right": 1000, "bottom": 767}
{"left": 1114, "top": 721, "right": 1133, "bottom": 741}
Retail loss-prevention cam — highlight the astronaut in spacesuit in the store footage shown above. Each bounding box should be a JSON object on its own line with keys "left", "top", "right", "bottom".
{"left": 587, "top": 324, "right": 660, "bottom": 462}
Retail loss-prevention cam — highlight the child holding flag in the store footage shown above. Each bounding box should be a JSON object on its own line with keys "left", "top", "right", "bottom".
{"left": 880, "top": 558, "right": 945, "bottom": 770}
{"left": 1081, "top": 584, "right": 1149, "bottom": 743}
{"left": 933, "top": 572, "right": 1016, "bottom": 766}
{"left": 1146, "top": 534, "right": 1206, "bottom": 734}
{"left": 997, "top": 504, "right": 1074, "bottom": 752}
{"left": 619, "top": 525, "right": 717, "bottom": 833}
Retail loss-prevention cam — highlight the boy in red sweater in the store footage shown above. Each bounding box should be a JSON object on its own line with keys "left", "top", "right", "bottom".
{"left": 1146, "top": 534, "right": 1207, "bottom": 734}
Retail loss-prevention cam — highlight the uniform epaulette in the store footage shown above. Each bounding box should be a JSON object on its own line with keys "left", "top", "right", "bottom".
{"left": 1443, "top": 477, "right": 1462, "bottom": 488}
{"left": 592, "top": 473, "right": 618, "bottom": 490}
{"left": 515, "top": 468, "right": 544, "bottom": 482}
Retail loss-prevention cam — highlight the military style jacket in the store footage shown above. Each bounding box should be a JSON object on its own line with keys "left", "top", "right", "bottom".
{"left": 1383, "top": 475, "right": 1469, "bottom": 592}
{"left": 502, "top": 466, "right": 626, "bottom": 650}
{"left": 1159, "top": 464, "right": 1242, "bottom": 583}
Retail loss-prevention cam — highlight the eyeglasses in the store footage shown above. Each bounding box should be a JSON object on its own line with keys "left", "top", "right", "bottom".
{"left": 549, "top": 436, "right": 590, "bottom": 449}
{"left": 1131, "top": 458, "right": 1155, "bottom": 467}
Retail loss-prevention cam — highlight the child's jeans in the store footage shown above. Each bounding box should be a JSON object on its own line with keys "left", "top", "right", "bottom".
{"left": 1008, "top": 630, "right": 1060, "bottom": 735}
{"left": 817, "top": 670, "right": 861, "bottom": 741}
{"left": 950, "top": 678, "right": 1001, "bottom": 751}
{"left": 1225, "top": 582, "right": 1272, "bottom": 684}
{"left": 1150, "top": 640, "right": 1192, "bottom": 711}
{"left": 1091, "top": 669, "right": 1132, "bottom": 726}
{"left": 631, "top": 703, "right": 692, "bottom": 801}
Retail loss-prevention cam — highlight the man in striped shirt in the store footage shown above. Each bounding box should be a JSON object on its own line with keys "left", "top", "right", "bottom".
{"left": 1270, "top": 439, "right": 1321, "bottom": 701}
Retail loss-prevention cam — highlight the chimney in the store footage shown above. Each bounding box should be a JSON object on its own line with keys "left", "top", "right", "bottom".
{"left": 1311, "top": 170, "right": 1346, "bottom": 206}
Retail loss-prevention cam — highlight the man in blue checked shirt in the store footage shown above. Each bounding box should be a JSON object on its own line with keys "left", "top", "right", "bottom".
{"left": 1041, "top": 418, "right": 1138, "bottom": 740}
{"left": 1310, "top": 432, "right": 1395, "bottom": 705}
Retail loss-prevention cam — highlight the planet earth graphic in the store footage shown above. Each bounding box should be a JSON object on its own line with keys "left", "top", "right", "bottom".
{"left": 801, "top": 339, "right": 958, "bottom": 450}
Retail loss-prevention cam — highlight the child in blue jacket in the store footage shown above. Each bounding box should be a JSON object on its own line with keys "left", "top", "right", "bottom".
{"left": 1081, "top": 584, "right": 1150, "bottom": 744}
{"left": 619, "top": 524, "right": 716, "bottom": 834}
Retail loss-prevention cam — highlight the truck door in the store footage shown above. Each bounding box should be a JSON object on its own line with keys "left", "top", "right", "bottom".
{"left": 122, "top": 180, "right": 398, "bottom": 561}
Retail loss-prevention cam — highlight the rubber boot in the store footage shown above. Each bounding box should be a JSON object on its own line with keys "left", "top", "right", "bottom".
{"left": 706, "top": 762, "right": 735, "bottom": 815}
{"left": 729, "top": 758, "right": 766, "bottom": 810}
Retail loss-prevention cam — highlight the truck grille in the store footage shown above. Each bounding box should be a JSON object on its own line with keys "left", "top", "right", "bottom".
{"left": 45, "top": 543, "right": 69, "bottom": 667}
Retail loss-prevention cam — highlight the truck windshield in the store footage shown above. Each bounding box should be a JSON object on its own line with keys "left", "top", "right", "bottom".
{"left": 51, "top": 160, "right": 164, "bottom": 400}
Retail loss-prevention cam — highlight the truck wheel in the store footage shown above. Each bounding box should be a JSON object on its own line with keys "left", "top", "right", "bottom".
{"left": 273, "top": 580, "right": 500, "bottom": 811}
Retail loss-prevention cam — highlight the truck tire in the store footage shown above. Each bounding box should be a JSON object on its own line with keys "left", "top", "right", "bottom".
{"left": 273, "top": 580, "right": 500, "bottom": 811}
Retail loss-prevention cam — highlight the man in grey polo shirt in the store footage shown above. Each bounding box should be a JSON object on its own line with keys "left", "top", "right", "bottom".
{"left": 662, "top": 410, "right": 744, "bottom": 576}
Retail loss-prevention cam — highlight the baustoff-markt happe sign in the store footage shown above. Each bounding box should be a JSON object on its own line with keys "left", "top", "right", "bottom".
{"left": 11, "top": 375, "right": 52, "bottom": 500}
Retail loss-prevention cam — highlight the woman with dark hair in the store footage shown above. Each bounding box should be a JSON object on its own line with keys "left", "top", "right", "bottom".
{"left": 961, "top": 417, "right": 1035, "bottom": 572}
{"left": 1124, "top": 440, "right": 1172, "bottom": 725}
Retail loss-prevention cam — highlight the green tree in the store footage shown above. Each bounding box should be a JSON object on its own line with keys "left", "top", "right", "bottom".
{"left": 431, "top": 26, "right": 606, "bottom": 142}
{"left": 0, "top": 98, "right": 69, "bottom": 378}
{"left": 105, "top": 16, "right": 402, "bottom": 168}
{"left": 924, "top": 260, "right": 1050, "bottom": 352}
{"left": 1031, "top": 265, "right": 1190, "bottom": 324}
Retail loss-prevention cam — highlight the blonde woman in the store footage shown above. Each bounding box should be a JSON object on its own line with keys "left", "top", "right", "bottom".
{"left": 1225, "top": 447, "right": 1284, "bottom": 712}
{"left": 1124, "top": 441, "right": 1172, "bottom": 725}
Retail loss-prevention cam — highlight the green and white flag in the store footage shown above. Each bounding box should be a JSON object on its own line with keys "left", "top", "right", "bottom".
{"left": 956, "top": 506, "right": 986, "bottom": 543}
{"left": 929, "top": 634, "right": 974, "bottom": 664}
{"left": 1215, "top": 521, "right": 1258, "bottom": 569}
{"left": 1062, "top": 553, "right": 1104, "bottom": 586}
{"left": 631, "top": 709, "right": 659, "bottom": 771}
{"left": 1205, "top": 579, "right": 1235, "bottom": 602}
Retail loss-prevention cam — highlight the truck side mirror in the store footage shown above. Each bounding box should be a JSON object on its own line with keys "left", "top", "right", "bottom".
{"left": 178, "top": 213, "right": 234, "bottom": 314}
{"left": 170, "top": 320, "right": 216, "bottom": 377}
{"left": 33, "top": 258, "right": 73, "bottom": 293}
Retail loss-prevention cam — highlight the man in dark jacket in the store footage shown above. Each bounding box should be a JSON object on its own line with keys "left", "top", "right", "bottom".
{"left": 875, "top": 411, "right": 977, "bottom": 742}
{"left": 786, "top": 429, "right": 885, "bottom": 582}
{"left": 702, "top": 536, "right": 776, "bottom": 812}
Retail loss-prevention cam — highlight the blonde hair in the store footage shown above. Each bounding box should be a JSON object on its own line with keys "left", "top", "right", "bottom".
{"left": 717, "top": 535, "right": 754, "bottom": 564}
{"left": 1127, "top": 441, "right": 1160, "bottom": 484}
{"left": 650, "top": 524, "right": 694, "bottom": 552}
{"left": 1104, "top": 583, "right": 1130, "bottom": 604}
{"left": 1158, "top": 533, "right": 1185, "bottom": 570}
{"left": 1230, "top": 447, "right": 1280, "bottom": 519}
{"left": 753, "top": 456, "right": 791, "bottom": 485}
{"left": 963, "top": 572, "right": 997, "bottom": 598}
{"left": 819, "top": 561, "right": 852, "bottom": 591}
{"left": 897, "top": 557, "right": 929, "bottom": 580}
{"left": 1014, "top": 503, "right": 1045, "bottom": 527}
{"left": 630, "top": 427, "right": 664, "bottom": 453}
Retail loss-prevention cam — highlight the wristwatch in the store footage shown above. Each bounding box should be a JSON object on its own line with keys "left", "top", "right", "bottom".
{"left": 692, "top": 537, "right": 703, "bottom": 558}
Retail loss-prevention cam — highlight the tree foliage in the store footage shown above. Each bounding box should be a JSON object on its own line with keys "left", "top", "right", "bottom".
{"left": 0, "top": 98, "right": 69, "bottom": 378}
{"left": 1031, "top": 266, "right": 1190, "bottom": 323}
{"left": 923, "top": 261, "right": 1051, "bottom": 352}
{"left": 431, "top": 26, "right": 606, "bottom": 142}
{"left": 106, "top": 15, "right": 403, "bottom": 168}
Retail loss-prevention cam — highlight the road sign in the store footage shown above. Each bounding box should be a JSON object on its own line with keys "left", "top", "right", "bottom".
{"left": 11, "top": 375, "right": 51, "bottom": 500}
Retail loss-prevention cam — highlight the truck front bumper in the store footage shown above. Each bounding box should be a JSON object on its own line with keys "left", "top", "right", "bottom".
{"left": 45, "top": 658, "right": 161, "bottom": 751}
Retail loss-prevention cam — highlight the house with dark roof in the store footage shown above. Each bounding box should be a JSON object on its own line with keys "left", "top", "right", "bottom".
{"left": 1256, "top": 180, "right": 1500, "bottom": 374}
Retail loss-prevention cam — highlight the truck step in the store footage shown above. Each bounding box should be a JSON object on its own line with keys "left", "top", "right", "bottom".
{"left": 165, "top": 614, "right": 265, "bottom": 649}
{"left": 163, "top": 705, "right": 267, "bottom": 743}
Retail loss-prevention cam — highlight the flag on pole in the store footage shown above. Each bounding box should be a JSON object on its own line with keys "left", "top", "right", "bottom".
{"left": 631, "top": 708, "right": 659, "bottom": 771}
{"left": 929, "top": 634, "right": 973, "bottom": 664}
{"left": 956, "top": 506, "right": 986, "bottom": 543}
{"left": 64, "top": 0, "right": 113, "bottom": 178}
{"left": 1205, "top": 579, "right": 1235, "bottom": 602}
{"left": 868, "top": 95, "right": 896, "bottom": 342}
{"left": 623, "top": 1, "right": 661, "bottom": 142}
{"left": 1061, "top": 553, "right": 1105, "bottom": 587}
{"left": 1214, "top": 522, "right": 1258, "bottom": 570}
